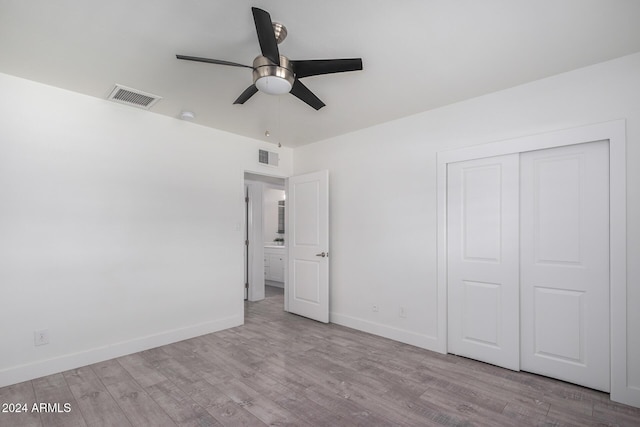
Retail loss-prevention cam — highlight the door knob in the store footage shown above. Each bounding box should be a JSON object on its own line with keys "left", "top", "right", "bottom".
{"left": 315, "top": 252, "right": 328, "bottom": 258}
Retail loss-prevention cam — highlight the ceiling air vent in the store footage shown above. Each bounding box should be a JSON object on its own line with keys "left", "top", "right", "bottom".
{"left": 107, "top": 84, "right": 162, "bottom": 110}
{"left": 258, "top": 149, "right": 279, "bottom": 167}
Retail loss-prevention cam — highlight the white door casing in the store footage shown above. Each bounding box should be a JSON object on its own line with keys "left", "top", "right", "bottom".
{"left": 447, "top": 154, "right": 520, "bottom": 370}
{"left": 520, "top": 141, "right": 610, "bottom": 392}
{"left": 287, "top": 170, "right": 329, "bottom": 323}
{"left": 245, "top": 181, "right": 265, "bottom": 302}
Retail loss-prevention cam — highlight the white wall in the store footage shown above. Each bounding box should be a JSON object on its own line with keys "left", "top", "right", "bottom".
{"left": 0, "top": 73, "right": 292, "bottom": 387}
{"left": 2, "top": 50, "right": 639, "bottom": 404}
{"left": 293, "top": 53, "right": 640, "bottom": 406}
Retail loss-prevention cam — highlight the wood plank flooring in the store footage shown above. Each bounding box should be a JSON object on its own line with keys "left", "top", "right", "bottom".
{"left": 2, "top": 286, "right": 639, "bottom": 426}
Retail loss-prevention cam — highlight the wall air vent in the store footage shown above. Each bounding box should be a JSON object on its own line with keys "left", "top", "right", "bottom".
{"left": 258, "top": 149, "right": 279, "bottom": 167}
{"left": 107, "top": 84, "right": 162, "bottom": 110}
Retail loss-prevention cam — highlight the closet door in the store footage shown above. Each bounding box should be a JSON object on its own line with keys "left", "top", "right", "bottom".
{"left": 447, "top": 154, "right": 520, "bottom": 370}
{"left": 520, "top": 141, "right": 610, "bottom": 392}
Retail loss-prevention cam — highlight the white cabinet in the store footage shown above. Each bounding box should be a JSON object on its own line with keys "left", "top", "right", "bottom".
{"left": 268, "top": 253, "right": 285, "bottom": 282}
{"left": 264, "top": 246, "right": 285, "bottom": 283}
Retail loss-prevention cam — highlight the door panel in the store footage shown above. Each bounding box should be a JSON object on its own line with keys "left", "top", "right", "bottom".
{"left": 287, "top": 170, "right": 329, "bottom": 323}
{"left": 292, "top": 180, "right": 321, "bottom": 245}
{"left": 533, "top": 154, "right": 583, "bottom": 265}
{"left": 533, "top": 287, "right": 584, "bottom": 362}
{"left": 292, "top": 260, "right": 320, "bottom": 302}
{"left": 447, "top": 155, "right": 520, "bottom": 370}
{"left": 520, "top": 141, "right": 610, "bottom": 392}
{"left": 462, "top": 280, "right": 501, "bottom": 347}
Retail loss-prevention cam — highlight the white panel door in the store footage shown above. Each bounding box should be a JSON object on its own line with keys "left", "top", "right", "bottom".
{"left": 520, "top": 141, "right": 610, "bottom": 391}
{"left": 287, "top": 170, "right": 329, "bottom": 323}
{"left": 447, "top": 154, "right": 520, "bottom": 370}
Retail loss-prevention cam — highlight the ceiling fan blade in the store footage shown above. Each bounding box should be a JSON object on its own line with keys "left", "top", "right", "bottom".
{"left": 252, "top": 7, "right": 280, "bottom": 65}
{"left": 291, "top": 58, "right": 363, "bottom": 79}
{"left": 233, "top": 85, "right": 259, "bottom": 104}
{"left": 290, "top": 79, "right": 325, "bottom": 110}
{"left": 176, "top": 55, "right": 253, "bottom": 69}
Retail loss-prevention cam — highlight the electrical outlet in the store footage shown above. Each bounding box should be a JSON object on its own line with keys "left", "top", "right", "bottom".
{"left": 34, "top": 329, "right": 49, "bottom": 346}
{"left": 372, "top": 305, "right": 379, "bottom": 312}
{"left": 399, "top": 307, "right": 407, "bottom": 318}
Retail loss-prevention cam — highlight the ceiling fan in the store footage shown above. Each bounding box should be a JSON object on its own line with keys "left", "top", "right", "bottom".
{"left": 176, "top": 7, "right": 363, "bottom": 110}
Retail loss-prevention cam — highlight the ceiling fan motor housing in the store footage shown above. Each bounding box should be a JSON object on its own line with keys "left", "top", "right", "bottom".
{"left": 253, "top": 55, "right": 295, "bottom": 94}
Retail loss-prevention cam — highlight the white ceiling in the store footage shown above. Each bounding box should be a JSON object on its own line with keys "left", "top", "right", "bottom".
{"left": 2, "top": 1, "right": 640, "bottom": 147}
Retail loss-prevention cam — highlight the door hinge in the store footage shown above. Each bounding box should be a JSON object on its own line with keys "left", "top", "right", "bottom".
{"left": 245, "top": 240, "right": 249, "bottom": 246}
{"left": 245, "top": 196, "right": 249, "bottom": 203}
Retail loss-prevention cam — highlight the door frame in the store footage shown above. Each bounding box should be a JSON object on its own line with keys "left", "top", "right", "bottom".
{"left": 244, "top": 172, "right": 287, "bottom": 303}
{"left": 436, "top": 120, "right": 630, "bottom": 405}
{"left": 244, "top": 180, "right": 265, "bottom": 302}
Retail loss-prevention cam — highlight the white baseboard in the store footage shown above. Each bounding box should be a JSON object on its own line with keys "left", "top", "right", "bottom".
{"left": 0, "top": 314, "right": 243, "bottom": 388}
{"left": 330, "top": 312, "right": 442, "bottom": 353}
{"left": 265, "top": 280, "right": 284, "bottom": 289}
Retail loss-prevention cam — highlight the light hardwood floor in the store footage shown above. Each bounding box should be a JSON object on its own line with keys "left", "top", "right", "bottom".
{"left": 1, "top": 286, "right": 639, "bottom": 426}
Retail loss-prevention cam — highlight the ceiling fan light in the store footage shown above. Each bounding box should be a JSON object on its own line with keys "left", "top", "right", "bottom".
{"left": 256, "top": 76, "right": 292, "bottom": 95}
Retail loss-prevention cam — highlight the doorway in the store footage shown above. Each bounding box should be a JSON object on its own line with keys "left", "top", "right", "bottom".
{"left": 244, "top": 169, "right": 331, "bottom": 323}
{"left": 244, "top": 172, "right": 287, "bottom": 306}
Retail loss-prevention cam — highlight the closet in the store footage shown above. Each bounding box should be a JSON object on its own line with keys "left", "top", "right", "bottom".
{"left": 447, "top": 140, "right": 610, "bottom": 392}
